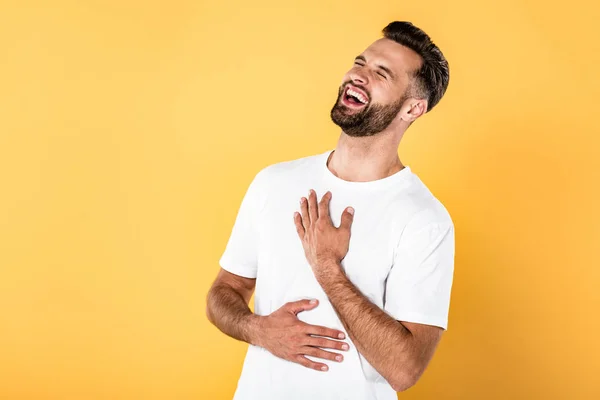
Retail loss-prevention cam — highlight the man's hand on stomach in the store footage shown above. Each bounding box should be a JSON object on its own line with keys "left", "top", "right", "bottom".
{"left": 256, "top": 299, "right": 349, "bottom": 372}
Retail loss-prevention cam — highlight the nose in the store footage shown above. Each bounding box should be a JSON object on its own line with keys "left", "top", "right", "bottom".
{"left": 349, "top": 69, "right": 368, "bottom": 86}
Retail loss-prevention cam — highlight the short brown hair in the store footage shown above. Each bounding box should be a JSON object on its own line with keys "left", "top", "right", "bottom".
{"left": 382, "top": 21, "right": 450, "bottom": 113}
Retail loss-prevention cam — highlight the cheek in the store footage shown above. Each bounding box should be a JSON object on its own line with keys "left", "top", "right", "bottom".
{"left": 374, "top": 85, "right": 402, "bottom": 105}
{"left": 369, "top": 89, "right": 388, "bottom": 106}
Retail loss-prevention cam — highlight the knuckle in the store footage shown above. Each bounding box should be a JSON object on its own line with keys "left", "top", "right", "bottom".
{"left": 295, "top": 355, "right": 308, "bottom": 366}
{"left": 303, "top": 347, "right": 316, "bottom": 356}
{"left": 314, "top": 348, "right": 328, "bottom": 358}
{"left": 319, "top": 328, "right": 333, "bottom": 337}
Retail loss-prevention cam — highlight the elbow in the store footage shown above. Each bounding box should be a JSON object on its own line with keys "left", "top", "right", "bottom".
{"left": 390, "top": 375, "right": 417, "bottom": 393}
{"left": 205, "top": 290, "right": 215, "bottom": 325}
{"left": 390, "top": 377, "right": 416, "bottom": 393}
{"left": 205, "top": 304, "right": 214, "bottom": 325}
{"left": 389, "top": 366, "right": 421, "bottom": 393}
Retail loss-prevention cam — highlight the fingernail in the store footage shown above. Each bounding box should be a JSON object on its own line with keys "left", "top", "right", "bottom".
{"left": 338, "top": 333, "right": 345, "bottom": 339}
{"left": 342, "top": 344, "right": 349, "bottom": 350}
{"left": 300, "top": 197, "right": 305, "bottom": 204}
{"left": 309, "top": 299, "right": 317, "bottom": 304}
{"left": 321, "top": 365, "right": 328, "bottom": 371}
{"left": 348, "top": 207, "right": 354, "bottom": 215}
{"left": 336, "top": 355, "right": 343, "bottom": 362}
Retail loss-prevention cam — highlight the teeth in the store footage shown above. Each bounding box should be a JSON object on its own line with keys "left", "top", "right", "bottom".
{"left": 347, "top": 89, "right": 368, "bottom": 104}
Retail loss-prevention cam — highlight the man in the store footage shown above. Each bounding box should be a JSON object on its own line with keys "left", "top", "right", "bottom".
{"left": 206, "top": 21, "right": 454, "bottom": 400}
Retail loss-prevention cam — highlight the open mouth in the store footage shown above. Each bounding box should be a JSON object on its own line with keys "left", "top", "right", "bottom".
{"left": 341, "top": 86, "right": 369, "bottom": 108}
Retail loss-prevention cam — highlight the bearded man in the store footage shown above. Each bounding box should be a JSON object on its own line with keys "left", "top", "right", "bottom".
{"left": 207, "top": 21, "right": 455, "bottom": 400}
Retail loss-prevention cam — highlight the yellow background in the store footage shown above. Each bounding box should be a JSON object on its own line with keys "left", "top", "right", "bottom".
{"left": 1, "top": 1, "right": 599, "bottom": 399}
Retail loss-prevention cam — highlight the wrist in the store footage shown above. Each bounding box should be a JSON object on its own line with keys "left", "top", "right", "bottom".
{"left": 316, "top": 259, "right": 345, "bottom": 286}
{"left": 242, "top": 313, "right": 265, "bottom": 347}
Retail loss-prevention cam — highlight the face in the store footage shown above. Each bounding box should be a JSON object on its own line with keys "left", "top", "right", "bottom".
{"left": 330, "top": 38, "right": 424, "bottom": 137}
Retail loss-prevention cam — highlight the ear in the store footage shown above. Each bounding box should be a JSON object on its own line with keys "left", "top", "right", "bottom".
{"left": 399, "top": 98, "right": 428, "bottom": 123}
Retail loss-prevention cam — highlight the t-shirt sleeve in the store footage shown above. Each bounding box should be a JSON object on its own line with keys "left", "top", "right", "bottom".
{"left": 383, "top": 207, "right": 455, "bottom": 330}
{"left": 218, "top": 168, "right": 267, "bottom": 279}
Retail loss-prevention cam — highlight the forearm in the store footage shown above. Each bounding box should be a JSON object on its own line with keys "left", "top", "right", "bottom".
{"left": 206, "top": 284, "right": 261, "bottom": 345}
{"left": 316, "top": 264, "right": 417, "bottom": 390}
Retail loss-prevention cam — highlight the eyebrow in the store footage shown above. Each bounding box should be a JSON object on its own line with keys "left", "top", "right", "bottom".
{"left": 354, "top": 55, "right": 395, "bottom": 80}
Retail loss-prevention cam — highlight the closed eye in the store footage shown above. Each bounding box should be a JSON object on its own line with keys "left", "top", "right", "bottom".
{"left": 354, "top": 61, "right": 387, "bottom": 79}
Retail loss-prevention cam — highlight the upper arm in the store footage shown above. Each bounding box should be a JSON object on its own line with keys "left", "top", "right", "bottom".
{"left": 211, "top": 267, "right": 256, "bottom": 305}
{"left": 218, "top": 168, "right": 268, "bottom": 280}
{"left": 384, "top": 206, "right": 455, "bottom": 331}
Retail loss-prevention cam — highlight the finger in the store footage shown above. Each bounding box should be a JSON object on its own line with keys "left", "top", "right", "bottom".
{"left": 293, "top": 354, "right": 329, "bottom": 372}
{"left": 301, "top": 346, "right": 344, "bottom": 363}
{"left": 306, "top": 336, "right": 350, "bottom": 352}
{"left": 304, "top": 324, "right": 346, "bottom": 340}
{"left": 293, "top": 212, "right": 305, "bottom": 238}
{"left": 285, "top": 298, "right": 319, "bottom": 315}
{"left": 308, "top": 189, "right": 318, "bottom": 223}
{"left": 299, "top": 196, "right": 309, "bottom": 228}
{"left": 318, "top": 191, "right": 332, "bottom": 220}
{"left": 339, "top": 207, "right": 355, "bottom": 232}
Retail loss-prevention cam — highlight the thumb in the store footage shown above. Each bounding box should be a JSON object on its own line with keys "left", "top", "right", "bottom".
{"left": 285, "top": 298, "right": 319, "bottom": 315}
{"left": 340, "top": 207, "right": 354, "bottom": 232}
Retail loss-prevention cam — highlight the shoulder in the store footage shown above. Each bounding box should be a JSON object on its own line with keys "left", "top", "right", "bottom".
{"left": 244, "top": 151, "right": 326, "bottom": 212}
{"left": 398, "top": 172, "right": 454, "bottom": 234}
{"left": 252, "top": 150, "right": 326, "bottom": 186}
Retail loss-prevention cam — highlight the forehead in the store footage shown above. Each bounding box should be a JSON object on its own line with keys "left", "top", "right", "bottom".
{"left": 361, "top": 38, "right": 423, "bottom": 77}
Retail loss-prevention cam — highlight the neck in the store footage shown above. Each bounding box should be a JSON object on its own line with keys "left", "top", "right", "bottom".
{"left": 327, "top": 132, "right": 405, "bottom": 183}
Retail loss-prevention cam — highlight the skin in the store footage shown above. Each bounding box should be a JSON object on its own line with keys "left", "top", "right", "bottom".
{"left": 206, "top": 268, "right": 350, "bottom": 372}
{"left": 292, "top": 38, "right": 443, "bottom": 391}
{"left": 206, "top": 37, "right": 443, "bottom": 392}
{"left": 293, "top": 191, "right": 443, "bottom": 392}
{"left": 329, "top": 37, "right": 427, "bottom": 181}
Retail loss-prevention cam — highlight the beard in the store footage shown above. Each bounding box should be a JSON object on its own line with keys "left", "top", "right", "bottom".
{"left": 330, "top": 84, "right": 407, "bottom": 137}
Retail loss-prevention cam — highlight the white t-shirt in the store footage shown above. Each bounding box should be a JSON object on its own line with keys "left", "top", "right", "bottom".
{"left": 219, "top": 149, "right": 455, "bottom": 400}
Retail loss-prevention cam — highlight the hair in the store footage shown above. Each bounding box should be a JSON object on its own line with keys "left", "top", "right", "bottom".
{"left": 382, "top": 21, "right": 449, "bottom": 113}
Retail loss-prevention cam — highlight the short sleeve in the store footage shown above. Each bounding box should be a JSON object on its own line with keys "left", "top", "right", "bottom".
{"left": 218, "top": 168, "right": 267, "bottom": 279}
{"left": 384, "top": 208, "right": 455, "bottom": 330}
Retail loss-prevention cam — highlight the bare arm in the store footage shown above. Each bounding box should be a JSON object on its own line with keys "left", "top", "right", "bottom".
{"left": 205, "top": 268, "right": 261, "bottom": 344}
{"left": 294, "top": 190, "right": 445, "bottom": 391}
{"left": 205, "top": 267, "right": 351, "bottom": 371}
{"left": 316, "top": 264, "right": 443, "bottom": 392}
